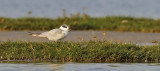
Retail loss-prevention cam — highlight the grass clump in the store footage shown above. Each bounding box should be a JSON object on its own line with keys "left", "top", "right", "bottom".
{"left": 0, "top": 16, "right": 160, "bottom": 32}
{"left": 0, "top": 41, "right": 160, "bottom": 63}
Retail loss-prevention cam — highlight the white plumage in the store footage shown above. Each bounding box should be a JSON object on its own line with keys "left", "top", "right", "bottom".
{"left": 29, "top": 24, "right": 69, "bottom": 41}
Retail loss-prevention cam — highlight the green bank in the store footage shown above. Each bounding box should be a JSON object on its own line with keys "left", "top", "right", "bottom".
{"left": 0, "top": 41, "right": 160, "bottom": 63}
{"left": 0, "top": 16, "right": 160, "bottom": 32}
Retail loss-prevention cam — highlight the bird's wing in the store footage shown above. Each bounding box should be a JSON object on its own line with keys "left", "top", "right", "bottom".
{"left": 45, "top": 29, "right": 66, "bottom": 41}
{"left": 47, "top": 29, "right": 62, "bottom": 35}
{"left": 40, "top": 29, "right": 62, "bottom": 37}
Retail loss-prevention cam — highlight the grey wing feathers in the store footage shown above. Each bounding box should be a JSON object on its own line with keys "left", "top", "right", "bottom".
{"left": 45, "top": 29, "right": 62, "bottom": 35}
{"left": 38, "top": 29, "right": 62, "bottom": 37}
{"left": 44, "top": 29, "right": 65, "bottom": 41}
{"left": 28, "top": 29, "right": 65, "bottom": 41}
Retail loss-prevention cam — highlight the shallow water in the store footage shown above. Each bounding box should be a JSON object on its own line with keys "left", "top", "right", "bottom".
{"left": 0, "top": 0, "right": 160, "bottom": 19}
{"left": 1, "top": 62, "right": 160, "bottom": 71}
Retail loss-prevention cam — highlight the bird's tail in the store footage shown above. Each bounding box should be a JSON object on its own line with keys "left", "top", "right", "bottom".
{"left": 28, "top": 32, "right": 41, "bottom": 37}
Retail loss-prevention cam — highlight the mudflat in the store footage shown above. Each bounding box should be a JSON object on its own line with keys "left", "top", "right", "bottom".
{"left": 0, "top": 31, "right": 160, "bottom": 43}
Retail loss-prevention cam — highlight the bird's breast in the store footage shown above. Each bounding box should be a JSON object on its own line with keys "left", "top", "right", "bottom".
{"left": 63, "top": 31, "right": 68, "bottom": 36}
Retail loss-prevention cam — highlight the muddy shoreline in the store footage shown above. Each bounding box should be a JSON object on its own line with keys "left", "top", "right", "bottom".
{"left": 0, "top": 31, "right": 160, "bottom": 44}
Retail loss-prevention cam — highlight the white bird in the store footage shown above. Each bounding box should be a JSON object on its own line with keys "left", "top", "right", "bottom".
{"left": 29, "top": 24, "right": 70, "bottom": 41}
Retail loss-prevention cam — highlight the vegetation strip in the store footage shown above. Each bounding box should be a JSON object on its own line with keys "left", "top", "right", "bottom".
{"left": 0, "top": 41, "right": 160, "bottom": 63}
{"left": 0, "top": 16, "right": 160, "bottom": 32}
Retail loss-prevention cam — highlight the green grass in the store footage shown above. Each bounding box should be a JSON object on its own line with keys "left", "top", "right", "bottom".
{"left": 0, "top": 41, "right": 160, "bottom": 63}
{"left": 1, "top": 16, "right": 160, "bottom": 32}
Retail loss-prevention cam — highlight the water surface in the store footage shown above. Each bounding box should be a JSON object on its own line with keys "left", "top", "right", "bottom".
{"left": 1, "top": 62, "right": 160, "bottom": 71}
{"left": 0, "top": 0, "right": 160, "bottom": 19}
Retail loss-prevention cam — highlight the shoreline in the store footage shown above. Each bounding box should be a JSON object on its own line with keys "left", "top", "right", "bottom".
{"left": 0, "top": 31, "right": 159, "bottom": 45}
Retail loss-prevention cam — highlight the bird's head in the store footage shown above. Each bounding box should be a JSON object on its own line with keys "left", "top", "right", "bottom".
{"left": 59, "top": 24, "right": 70, "bottom": 31}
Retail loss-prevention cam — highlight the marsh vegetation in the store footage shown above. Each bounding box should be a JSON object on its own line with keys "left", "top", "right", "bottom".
{"left": 0, "top": 41, "right": 160, "bottom": 63}
{"left": 0, "top": 15, "right": 160, "bottom": 32}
